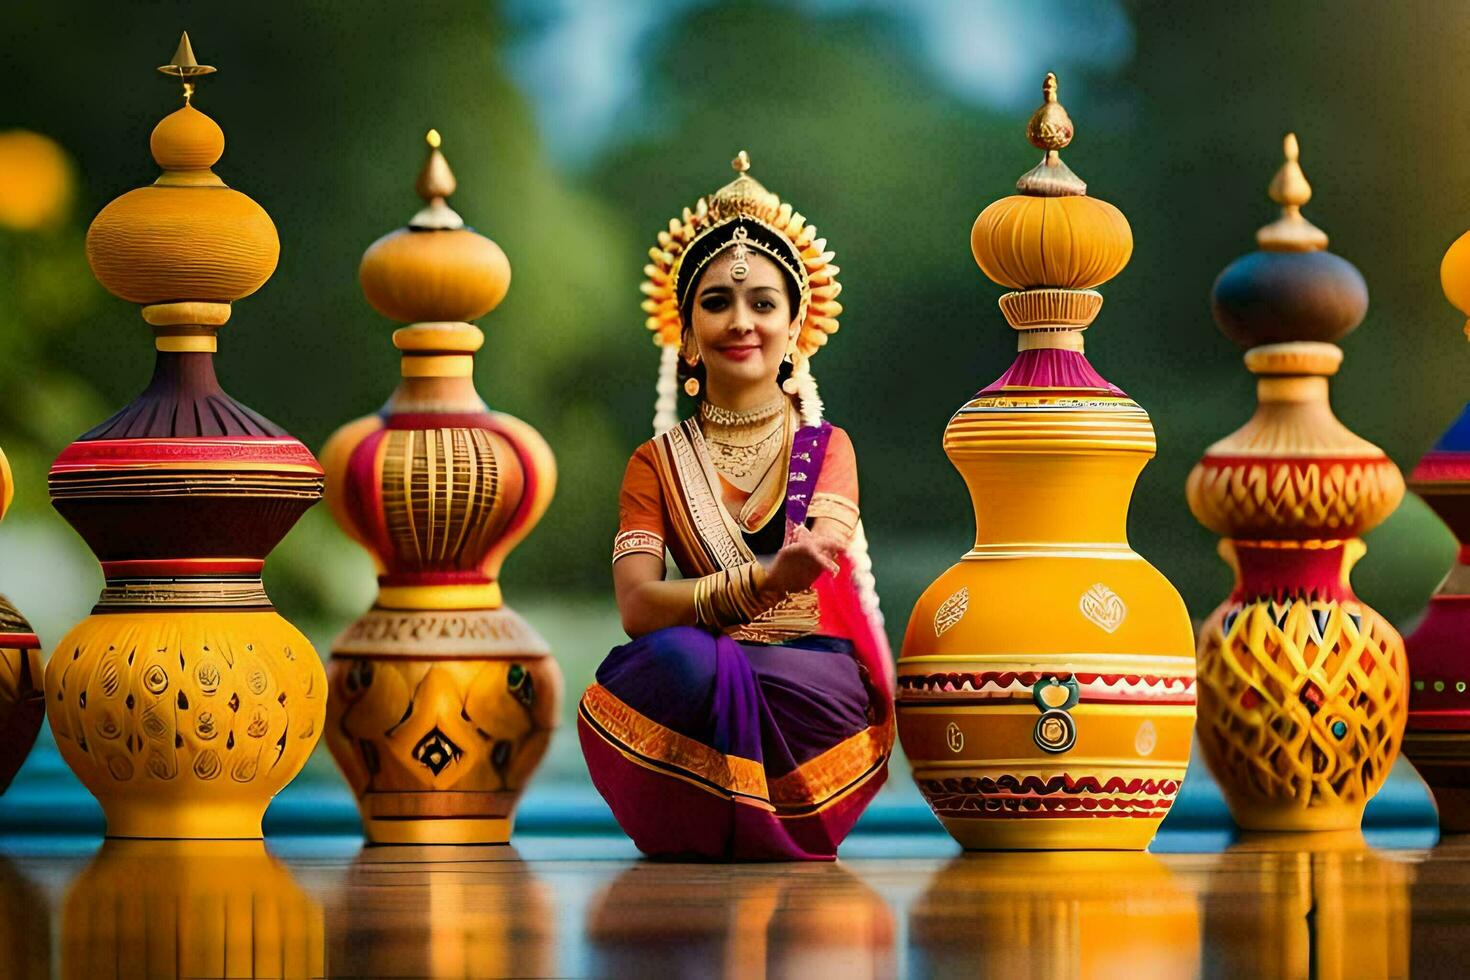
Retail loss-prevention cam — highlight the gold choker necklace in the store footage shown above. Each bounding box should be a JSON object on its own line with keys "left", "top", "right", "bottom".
{"left": 700, "top": 398, "right": 785, "bottom": 429}
{"left": 700, "top": 397, "right": 787, "bottom": 482}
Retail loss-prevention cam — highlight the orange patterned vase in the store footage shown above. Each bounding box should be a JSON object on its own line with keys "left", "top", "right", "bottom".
{"left": 1187, "top": 135, "right": 1406, "bottom": 832}
{"left": 42, "top": 36, "right": 326, "bottom": 839}
{"left": 1402, "top": 230, "right": 1470, "bottom": 829}
{"left": 896, "top": 74, "right": 1196, "bottom": 850}
{"left": 320, "top": 133, "right": 559, "bottom": 844}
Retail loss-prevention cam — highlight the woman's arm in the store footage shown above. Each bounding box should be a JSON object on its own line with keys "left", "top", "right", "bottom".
{"left": 613, "top": 528, "right": 843, "bottom": 639}
{"left": 613, "top": 553, "right": 697, "bottom": 638}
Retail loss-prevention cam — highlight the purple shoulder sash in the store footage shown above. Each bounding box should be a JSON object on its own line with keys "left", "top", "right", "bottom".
{"left": 784, "top": 421, "right": 832, "bottom": 535}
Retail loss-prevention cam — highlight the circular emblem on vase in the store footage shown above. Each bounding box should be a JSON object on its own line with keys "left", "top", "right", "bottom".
{"left": 1034, "top": 710, "right": 1077, "bottom": 754}
{"left": 1032, "top": 676, "right": 1080, "bottom": 755}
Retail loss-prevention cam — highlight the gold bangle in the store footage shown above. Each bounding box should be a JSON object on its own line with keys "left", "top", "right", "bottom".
{"left": 693, "top": 563, "right": 767, "bottom": 629}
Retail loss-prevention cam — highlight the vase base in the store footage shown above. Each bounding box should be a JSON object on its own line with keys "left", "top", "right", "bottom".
{"left": 1225, "top": 799, "right": 1367, "bottom": 833}
{"left": 362, "top": 815, "right": 514, "bottom": 845}
{"left": 101, "top": 800, "right": 265, "bottom": 840}
{"left": 938, "top": 815, "right": 1161, "bottom": 851}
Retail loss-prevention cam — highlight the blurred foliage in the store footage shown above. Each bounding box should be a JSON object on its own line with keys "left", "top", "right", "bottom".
{"left": 0, "top": 0, "right": 1466, "bottom": 657}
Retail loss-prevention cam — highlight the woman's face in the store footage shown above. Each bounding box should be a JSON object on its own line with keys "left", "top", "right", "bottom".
{"left": 689, "top": 248, "right": 795, "bottom": 395}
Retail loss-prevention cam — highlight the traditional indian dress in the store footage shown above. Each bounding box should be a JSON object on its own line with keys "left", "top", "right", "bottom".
{"left": 578, "top": 153, "right": 893, "bottom": 861}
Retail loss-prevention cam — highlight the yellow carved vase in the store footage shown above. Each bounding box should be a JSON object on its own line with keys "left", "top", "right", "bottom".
{"left": 897, "top": 74, "right": 1195, "bottom": 850}
{"left": 42, "top": 37, "right": 326, "bottom": 839}
{"left": 320, "top": 133, "right": 560, "bottom": 844}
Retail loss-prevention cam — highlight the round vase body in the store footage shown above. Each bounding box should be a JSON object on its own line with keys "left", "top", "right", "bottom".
{"left": 898, "top": 383, "right": 1195, "bottom": 849}
{"left": 326, "top": 606, "right": 561, "bottom": 844}
{"left": 45, "top": 609, "right": 325, "bottom": 839}
{"left": 1193, "top": 543, "right": 1407, "bottom": 833}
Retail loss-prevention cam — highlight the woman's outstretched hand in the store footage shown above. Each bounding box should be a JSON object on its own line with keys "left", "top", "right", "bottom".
{"left": 761, "top": 525, "right": 844, "bottom": 598}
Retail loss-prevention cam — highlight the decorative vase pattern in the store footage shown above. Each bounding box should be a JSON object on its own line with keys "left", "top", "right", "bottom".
{"left": 1187, "top": 135, "right": 1406, "bottom": 832}
{"left": 42, "top": 36, "right": 326, "bottom": 839}
{"left": 320, "top": 132, "right": 559, "bottom": 844}
{"left": 896, "top": 74, "right": 1196, "bottom": 850}
{"left": 1402, "top": 229, "right": 1470, "bottom": 829}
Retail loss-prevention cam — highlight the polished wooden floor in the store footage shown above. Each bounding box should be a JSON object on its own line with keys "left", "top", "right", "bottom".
{"left": 0, "top": 830, "right": 1466, "bottom": 978}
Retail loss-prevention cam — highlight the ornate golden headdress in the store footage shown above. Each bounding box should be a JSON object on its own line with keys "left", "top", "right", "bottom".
{"left": 641, "top": 151, "right": 843, "bottom": 432}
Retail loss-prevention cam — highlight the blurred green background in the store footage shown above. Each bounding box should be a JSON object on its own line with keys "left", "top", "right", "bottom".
{"left": 0, "top": 0, "right": 1458, "bottom": 825}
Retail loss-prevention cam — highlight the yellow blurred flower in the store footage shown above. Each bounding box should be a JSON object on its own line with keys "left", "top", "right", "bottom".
{"left": 0, "top": 130, "right": 73, "bottom": 231}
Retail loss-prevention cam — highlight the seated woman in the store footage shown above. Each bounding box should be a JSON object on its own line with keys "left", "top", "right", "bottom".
{"left": 577, "top": 152, "right": 894, "bottom": 861}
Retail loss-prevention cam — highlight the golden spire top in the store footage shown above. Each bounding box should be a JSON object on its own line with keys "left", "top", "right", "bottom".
{"left": 1256, "top": 132, "right": 1328, "bottom": 252}
{"left": 411, "top": 128, "right": 463, "bottom": 230}
{"left": 156, "top": 31, "right": 216, "bottom": 103}
{"left": 707, "top": 149, "right": 778, "bottom": 222}
{"left": 1016, "top": 72, "right": 1085, "bottom": 197}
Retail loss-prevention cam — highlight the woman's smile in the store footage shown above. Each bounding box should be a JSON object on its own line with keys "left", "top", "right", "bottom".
{"left": 712, "top": 340, "right": 762, "bottom": 361}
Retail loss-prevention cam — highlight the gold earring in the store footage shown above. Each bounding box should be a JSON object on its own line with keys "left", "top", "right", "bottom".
{"left": 684, "top": 376, "right": 700, "bottom": 397}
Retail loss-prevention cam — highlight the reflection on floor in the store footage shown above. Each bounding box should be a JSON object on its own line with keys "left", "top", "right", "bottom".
{"left": 1, "top": 831, "right": 1467, "bottom": 978}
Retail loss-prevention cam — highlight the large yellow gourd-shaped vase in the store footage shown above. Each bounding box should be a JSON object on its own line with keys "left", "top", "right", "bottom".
{"left": 896, "top": 74, "right": 1196, "bottom": 850}
{"left": 319, "top": 133, "right": 559, "bottom": 844}
{"left": 42, "top": 35, "right": 326, "bottom": 839}
{"left": 1187, "top": 136, "right": 1406, "bottom": 831}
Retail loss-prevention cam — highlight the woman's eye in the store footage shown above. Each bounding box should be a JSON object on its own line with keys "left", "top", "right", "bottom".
{"left": 699, "top": 296, "right": 729, "bottom": 311}
{"left": 752, "top": 299, "right": 774, "bottom": 312}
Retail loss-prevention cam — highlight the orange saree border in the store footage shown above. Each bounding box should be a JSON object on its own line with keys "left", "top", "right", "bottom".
{"left": 580, "top": 682, "right": 891, "bottom": 817}
{"left": 580, "top": 683, "right": 769, "bottom": 800}
{"left": 769, "top": 717, "right": 893, "bottom": 810}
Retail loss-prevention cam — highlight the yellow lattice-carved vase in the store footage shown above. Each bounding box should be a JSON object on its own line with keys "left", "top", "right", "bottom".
{"left": 42, "top": 36, "right": 326, "bottom": 839}
{"left": 1187, "top": 136, "right": 1406, "bottom": 832}
{"left": 897, "top": 74, "right": 1196, "bottom": 851}
{"left": 320, "top": 133, "right": 559, "bottom": 844}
